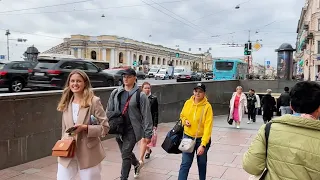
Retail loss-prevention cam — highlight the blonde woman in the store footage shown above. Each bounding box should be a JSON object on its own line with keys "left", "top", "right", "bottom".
{"left": 56, "top": 69, "right": 109, "bottom": 180}
{"left": 229, "top": 86, "right": 247, "bottom": 129}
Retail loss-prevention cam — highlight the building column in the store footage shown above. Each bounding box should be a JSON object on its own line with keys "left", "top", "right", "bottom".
{"left": 102, "top": 49, "right": 107, "bottom": 62}
{"left": 78, "top": 48, "right": 82, "bottom": 58}
{"left": 71, "top": 48, "right": 75, "bottom": 56}
{"left": 110, "top": 48, "right": 115, "bottom": 68}
{"left": 127, "top": 51, "right": 131, "bottom": 66}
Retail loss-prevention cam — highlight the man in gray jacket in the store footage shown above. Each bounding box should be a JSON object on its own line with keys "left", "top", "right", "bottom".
{"left": 106, "top": 68, "right": 153, "bottom": 180}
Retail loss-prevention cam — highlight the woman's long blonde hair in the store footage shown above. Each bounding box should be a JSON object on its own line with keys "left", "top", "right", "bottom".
{"left": 57, "top": 69, "right": 94, "bottom": 112}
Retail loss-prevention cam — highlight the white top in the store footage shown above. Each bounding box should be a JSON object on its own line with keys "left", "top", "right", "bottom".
{"left": 72, "top": 103, "right": 80, "bottom": 124}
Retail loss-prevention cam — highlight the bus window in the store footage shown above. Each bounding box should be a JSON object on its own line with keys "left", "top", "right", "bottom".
{"left": 215, "top": 62, "right": 234, "bottom": 71}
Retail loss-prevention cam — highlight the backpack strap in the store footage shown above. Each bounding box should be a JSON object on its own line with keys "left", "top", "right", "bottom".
{"left": 265, "top": 122, "right": 272, "bottom": 157}
{"left": 136, "top": 89, "right": 141, "bottom": 111}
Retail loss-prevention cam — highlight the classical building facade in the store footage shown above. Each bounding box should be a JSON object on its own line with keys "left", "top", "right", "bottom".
{"left": 43, "top": 35, "right": 212, "bottom": 70}
{"left": 296, "top": 0, "right": 320, "bottom": 80}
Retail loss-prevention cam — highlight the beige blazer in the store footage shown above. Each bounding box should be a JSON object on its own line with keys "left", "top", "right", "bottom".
{"left": 58, "top": 96, "right": 109, "bottom": 170}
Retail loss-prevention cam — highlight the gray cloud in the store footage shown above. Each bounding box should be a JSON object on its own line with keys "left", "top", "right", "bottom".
{"left": 0, "top": 0, "right": 304, "bottom": 66}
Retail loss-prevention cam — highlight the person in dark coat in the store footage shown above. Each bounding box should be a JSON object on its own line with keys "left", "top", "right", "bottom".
{"left": 139, "top": 82, "right": 159, "bottom": 162}
{"left": 261, "top": 89, "right": 276, "bottom": 124}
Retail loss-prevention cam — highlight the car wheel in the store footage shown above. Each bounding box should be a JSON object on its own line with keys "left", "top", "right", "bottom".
{"left": 9, "top": 79, "right": 24, "bottom": 92}
{"left": 118, "top": 80, "right": 123, "bottom": 86}
{"left": 106, "top": 80, "right": 114, "bottom": 87}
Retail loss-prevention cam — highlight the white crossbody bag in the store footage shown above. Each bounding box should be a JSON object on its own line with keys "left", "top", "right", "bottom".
{"left": 178, "top": 106, "right": 205, "bottom": 153}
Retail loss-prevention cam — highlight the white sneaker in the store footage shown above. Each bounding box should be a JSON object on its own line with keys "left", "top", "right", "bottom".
{"left": 134, "top": 161, "right": 144, "bottom": 178}
{"left": 236, "top": 125, "right": 240, "bottom": 129}
{"left": 247, "top": 120, "right": 252, "bottom": 124}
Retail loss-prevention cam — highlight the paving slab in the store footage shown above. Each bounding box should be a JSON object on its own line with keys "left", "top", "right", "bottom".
{"left": 0, "top": 115, "right": 266, "bottom": 180}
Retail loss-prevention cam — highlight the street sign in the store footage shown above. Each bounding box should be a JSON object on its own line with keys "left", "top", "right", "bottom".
{"left": 175, "top": 53, "right": 180, "bottom": 58}
{"left": 0, "top": 55, "right": 5, "bottom": 60}
{"left": 266, "top": 60, "right": 270, "bottom": 65}
{"left": 253, "top": 42, "right": 261, "bottom": 51}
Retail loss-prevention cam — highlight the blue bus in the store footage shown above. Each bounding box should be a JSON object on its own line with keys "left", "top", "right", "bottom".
{"left": 212, "top": 59, "right": 248, "bottom": 80}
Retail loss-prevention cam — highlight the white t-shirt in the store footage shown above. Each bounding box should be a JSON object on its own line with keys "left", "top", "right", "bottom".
{"left": 72, "top": 103, "right": 80, "bottom": 124}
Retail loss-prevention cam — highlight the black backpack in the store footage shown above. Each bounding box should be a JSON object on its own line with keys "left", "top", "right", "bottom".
{"left": 108, "top": 89, "right": 141, "bottom": 135}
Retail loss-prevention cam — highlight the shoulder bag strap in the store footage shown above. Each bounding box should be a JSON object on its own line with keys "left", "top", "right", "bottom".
{"left": 121, "top": 89, "right": 139, "bottom": 115}
{"left": 265, "top": 122, "right": 272, "bottom": 157}
{"left": 194, "top": 106, "right": 206, "bottom": 139}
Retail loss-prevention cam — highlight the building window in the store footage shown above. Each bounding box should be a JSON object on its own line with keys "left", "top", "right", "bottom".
{"left": 119, "top": 52, "right": 123, "bottom": 63}
{"left": 91, "top": 51, "right": 96, "bottom": 60}
{"left": 318, "top": 19, "right": 320, "bottom": 31}
{"left": 318, "top": 41, "right": 320, "bottom": 54}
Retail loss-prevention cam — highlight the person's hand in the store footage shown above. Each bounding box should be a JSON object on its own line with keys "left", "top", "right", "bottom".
{"left": 145, "top": 138, "right": 151, "bottom": 144}
{"left": 73, "top": 124, "right": 87, "bottom": 134}
{"left": 185, "top": 120, "right": 191, "bottom": 127}
{"left": 197, "top": 146, "right": 205, "bottom": 156}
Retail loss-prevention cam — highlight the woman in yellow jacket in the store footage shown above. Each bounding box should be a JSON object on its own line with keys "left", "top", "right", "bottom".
{"left": 178, "top": 83, "right": 213, "bottom": 180}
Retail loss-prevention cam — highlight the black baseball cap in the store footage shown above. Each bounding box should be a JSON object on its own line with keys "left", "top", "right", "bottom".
{"left": 122, "top": 68, "right": 137, "bottom": 76}
{"left": 194, "top": 83, "right": 206, "bottom": 92}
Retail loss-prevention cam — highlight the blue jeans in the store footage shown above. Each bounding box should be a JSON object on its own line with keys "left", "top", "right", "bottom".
{"left": 280, "top": 106, "right": 292, "bottom": 116}
{"left": 178, "top": 134, "right": 211, "bottom": 180}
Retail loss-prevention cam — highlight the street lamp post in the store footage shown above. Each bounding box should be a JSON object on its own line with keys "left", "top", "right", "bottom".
{"left": 5, "top": 29, "right": 27, "bottom": 61}
{"left": 5, "top": 30, "right": 10, "bottom": 61}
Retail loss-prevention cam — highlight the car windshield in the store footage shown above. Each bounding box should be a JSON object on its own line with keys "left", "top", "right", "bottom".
{"left": 0, "top": 63, "right": 5, "bottom": 70}
{"left": 149, "top": 69, "right": 158, "bottom": 72}
{"left": 174, "top": 69, "right": 183, "bottom": 73}
{"left": 35, "top": 60, "right": 59, "bottom": 69}
{"left": 158, "top": 70, "right": 166, "bottom": 74}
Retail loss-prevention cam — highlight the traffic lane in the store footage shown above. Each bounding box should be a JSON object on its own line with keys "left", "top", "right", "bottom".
{"left": 0, "top": 78, "right": 210, "bottom": 93}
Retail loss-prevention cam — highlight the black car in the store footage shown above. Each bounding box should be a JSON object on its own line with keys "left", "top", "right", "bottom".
{"left": 176, "top": 71, "right": 202, "bottom": 82}
{"left": 205, "top": 72, "right": 213, "bottom": 80}
{"left": 103, "top": 69, "right": 144, "bottom": 86}
{"left": 28, "top": 59, "right": 115, "bottom": 89}
{"left": 0, "top": 60, "right": 36, "bottom": 92}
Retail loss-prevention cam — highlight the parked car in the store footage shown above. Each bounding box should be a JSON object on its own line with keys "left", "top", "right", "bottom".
{"left": 103, "top": 68, "right": 143, "bottom": 86}
{"left": 136, "top": 71, "right": 146, "bottom": 80}
{"left": 176, "top": 71, "right": 202, "bottom": 82}
{"left": 155, "top": 69, "right": 169, "bottom": 80}
{"left": 204, "top": 72, "right": 213, "bottom": 80}
{"left": 28, "top": 59, "right": 115, "bottom": 90}
{"left": 0, "top": 61, "right": 37, "bottom": 92}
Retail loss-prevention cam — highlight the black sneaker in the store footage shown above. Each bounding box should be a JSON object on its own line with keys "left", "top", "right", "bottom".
{"left": 145, "top": 149, "right": 152, "bottom": 159}
{"left": 134, "top": 161, "right": 143, "bottom": 178}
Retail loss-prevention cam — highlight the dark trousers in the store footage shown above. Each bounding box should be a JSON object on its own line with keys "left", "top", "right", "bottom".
{"left": 115, "top": 129, "right": 139, "bottom": 180}
{"left": 178, "top": 134, "right": 211, "bottom": 180}
{"left": 248, "top": 106, "right": 256, "bottom": 122}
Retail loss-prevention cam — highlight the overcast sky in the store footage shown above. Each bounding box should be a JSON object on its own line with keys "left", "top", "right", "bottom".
{"left": 0, "top": 0, "right": 304, "bottom": 67}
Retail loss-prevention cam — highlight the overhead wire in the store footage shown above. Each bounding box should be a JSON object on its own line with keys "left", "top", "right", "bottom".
{"left": 0, "top": 0, "right": 197, "bottom": 16}
{"left": 140, "top": 0, "right": 212, "bottom": 35}
{"left": 0, "top": 0, "right": 94, "bottom": 14}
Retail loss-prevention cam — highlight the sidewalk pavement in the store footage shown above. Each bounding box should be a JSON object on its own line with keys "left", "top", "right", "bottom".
{"left": 0, "top": 115, "right": 266, "bottom": 180}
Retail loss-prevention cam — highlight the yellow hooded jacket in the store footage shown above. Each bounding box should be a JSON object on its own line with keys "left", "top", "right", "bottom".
{"left": 180, "top": 95, "right": 213, "bottom": 147}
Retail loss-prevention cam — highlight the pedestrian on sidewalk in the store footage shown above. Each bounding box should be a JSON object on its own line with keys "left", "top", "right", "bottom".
{"left": 261, "top": 89, "right": 276, "bottom": 124}
{"left": 247, "top": 89, "right": 257, "bottom": 124}
{"left": 178, "top": 83, "right": 213, "bottom": 180}
{"left": 106, "top": 68, "right": 153, "bottom": 180}
{"left": 56, "top": 70, "right": 110, "bottom": 180}
{"left": 243, "top": 81, "right": 320, "bottom": 179}
{"left": 278, "top": 87, "right": 292, "bottom": 115}
{"left": 139, "top": 82, "right": 159, "bottom": 162}
{"left": 229, "top": 86, "right": 248, "bottom": 129}
{"left": 253, "top": 89, "right": 261, "bottom": 117}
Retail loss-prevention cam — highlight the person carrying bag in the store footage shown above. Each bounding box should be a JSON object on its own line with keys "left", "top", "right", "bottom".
{"left": 177, "top": 83, "right": 213, "bottom": 180}
{"left": 178, "top": 106, "right": 205, "bottom": 153}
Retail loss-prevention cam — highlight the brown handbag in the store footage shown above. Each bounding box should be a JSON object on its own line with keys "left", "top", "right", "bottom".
{"left": 52, "top": 139, "right": 76, "bottom": 158}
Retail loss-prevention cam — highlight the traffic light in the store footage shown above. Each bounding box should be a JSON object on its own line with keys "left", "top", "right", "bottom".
{"left": 244, "top": 43, "right": 251, "bottom": 55}
{"left": 248, "top": 42, "right": 252, "bottom": 50}
{"left": 133, "top": 61, "right": 137, "bottom": 66}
